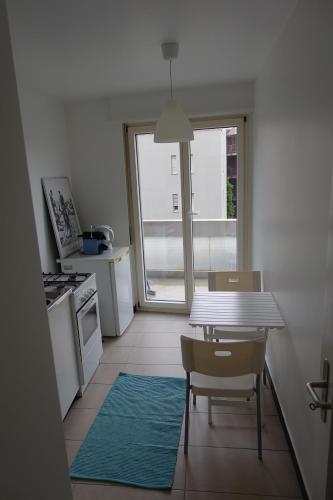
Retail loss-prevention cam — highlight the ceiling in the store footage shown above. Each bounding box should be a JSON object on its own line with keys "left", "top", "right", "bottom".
{"left": 7, "top": 0, "right": 297, "bottom": 100}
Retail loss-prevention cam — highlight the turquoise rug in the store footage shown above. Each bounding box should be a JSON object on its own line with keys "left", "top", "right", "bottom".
{"left": 70, "top": 372, "right": 186, "bottom": 489}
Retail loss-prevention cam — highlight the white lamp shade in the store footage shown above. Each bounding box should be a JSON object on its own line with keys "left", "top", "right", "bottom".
{"left": 154, "top": 98, "right": 194, "bottom": 143}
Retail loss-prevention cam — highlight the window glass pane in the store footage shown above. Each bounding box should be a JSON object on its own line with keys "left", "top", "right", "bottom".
{"left": 190, "top": 127, "right": 238, "bottom": 292}
{"left": 135, "top": 134, "right": 185, "bottom": 302}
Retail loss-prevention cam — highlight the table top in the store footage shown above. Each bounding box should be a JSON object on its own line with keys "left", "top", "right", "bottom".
{"left": 189, "top": 291, "right": 285, "bottom": 329}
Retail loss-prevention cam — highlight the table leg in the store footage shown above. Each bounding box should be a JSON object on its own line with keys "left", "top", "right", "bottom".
{"left": 260, "top": 379, "right": 265, "bottom": 428}
{"left": 203, "top": 326, "right": 208, "bottom": 340}
{"left": 263, "top": 328, "right": 269, "bottom": 386}
{"left": 261, "top": 330, "right": 269, "bottom": 427}
{"left": 203, "top": 326, "right": 218, "bottom": 341}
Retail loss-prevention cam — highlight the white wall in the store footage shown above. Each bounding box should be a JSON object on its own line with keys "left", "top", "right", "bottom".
{"left": 252, "top": 1, "right": 333, "bottom": 498}
{"left": 0, "top": 1, "right": 72, "bottom": 498}
{"left": 65, "top": 98, "right": 131, "bottom": 246}
{"left": 66, "top": 81, "right": 253, "bottom": 246}
{"left": 18, "top": 89, "right": 72, "bottom": 272}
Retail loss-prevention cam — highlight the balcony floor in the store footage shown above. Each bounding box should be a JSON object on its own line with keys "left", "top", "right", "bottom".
{"left": 146, "top": 277, "right": 208, "bottom": 302}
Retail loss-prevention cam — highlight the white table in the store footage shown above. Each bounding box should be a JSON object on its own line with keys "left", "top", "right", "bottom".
{"left": 189, "top": 291, "right": 285, "bottom": 339}
{"left": 189, "top": 291, "right": 285, "bottom": 423}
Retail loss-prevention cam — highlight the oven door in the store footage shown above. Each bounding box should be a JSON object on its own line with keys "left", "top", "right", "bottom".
{"left": 76, "top": 292, "right": 101, "bottom": 360}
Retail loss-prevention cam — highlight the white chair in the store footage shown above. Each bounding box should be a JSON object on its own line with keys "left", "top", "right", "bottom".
{"left": 181, "top": 335, "right": 266, "bottom": 460}
{"left": 207, "top": 271, "right": 265, "bottom": 342}
{"left": 208, "top": 270, "right": 262, "bottom": 293}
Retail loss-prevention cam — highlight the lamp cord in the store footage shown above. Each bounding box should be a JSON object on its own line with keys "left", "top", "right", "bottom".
{"left": 169, "top": 59, "right": 173, "bottom": 99}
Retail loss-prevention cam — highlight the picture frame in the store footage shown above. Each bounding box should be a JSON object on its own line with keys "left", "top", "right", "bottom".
{"left": 42, "top": 176, "right": 82, "bottom": 258}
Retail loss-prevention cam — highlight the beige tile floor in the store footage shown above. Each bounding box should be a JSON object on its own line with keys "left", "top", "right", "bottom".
{"left": 64, "top": 312, "right": 303, "bottom": 500}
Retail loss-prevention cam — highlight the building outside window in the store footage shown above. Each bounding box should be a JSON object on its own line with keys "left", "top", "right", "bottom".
{"left": 171, "top": 154, "right": 177, "bottom": 175}
{"left": 172, "top": 193, "right": 179, "bottom": 212}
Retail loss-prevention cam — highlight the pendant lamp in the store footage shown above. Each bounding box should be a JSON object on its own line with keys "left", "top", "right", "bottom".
{"left": 154, "top": 42, "right": 193, "bottom": 143}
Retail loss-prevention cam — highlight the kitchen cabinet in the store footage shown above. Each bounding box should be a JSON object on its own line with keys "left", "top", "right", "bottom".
{"left": 47, "top": 289, "right": 80, "bottom": 419}
{"left": 58, "top": 247, "right": 134, "bottom": 336}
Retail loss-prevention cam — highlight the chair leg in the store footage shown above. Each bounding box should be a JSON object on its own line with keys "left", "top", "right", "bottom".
{"left": 256, "top": 374, "right": 263, "bottom": 460}
{"left": 263, "top": 331, "right": 268, "bottom": 387}
{"left": 208, "top": 396, "right": 212, "bottom": 425}
{"left": 193, "top": 394, "right": 196, "bottom": 406}
{"left": 184, "top": 372, "right": 190, "bottom": 455}
{"left": 260, "top": 371, "right": 265, "bottom": 428}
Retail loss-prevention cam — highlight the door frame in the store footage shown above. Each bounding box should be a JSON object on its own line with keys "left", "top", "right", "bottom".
{"left": 126, "top": 116, "right": 248, "bottom": 312}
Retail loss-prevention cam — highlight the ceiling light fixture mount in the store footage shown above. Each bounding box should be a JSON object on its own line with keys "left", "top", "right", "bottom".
{"left": 154, "top": 42, "right": 194, "bottom": 143}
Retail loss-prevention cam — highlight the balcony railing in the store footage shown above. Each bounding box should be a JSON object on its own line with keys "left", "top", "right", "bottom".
{"left": 142, "top": 219, "right": 237, "bottom": 277}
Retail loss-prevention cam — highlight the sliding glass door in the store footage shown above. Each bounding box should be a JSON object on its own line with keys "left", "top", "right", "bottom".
{"left": 127, "top": 118, "right": 245, "bottom": 311}
{"left": 133, "top": 133, "right": 186, "bottom": 304}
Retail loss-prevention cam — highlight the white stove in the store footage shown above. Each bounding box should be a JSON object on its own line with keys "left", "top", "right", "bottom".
{"left": 43, "top": 272, "right": 103, "bottom": 393}
{"left": 43, "top": 272, "right": 95, "bottom": 305}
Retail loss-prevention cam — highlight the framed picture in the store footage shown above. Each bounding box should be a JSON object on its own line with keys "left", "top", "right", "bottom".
{"left": 42, "top": 177, "right": 82, "bottom": 258}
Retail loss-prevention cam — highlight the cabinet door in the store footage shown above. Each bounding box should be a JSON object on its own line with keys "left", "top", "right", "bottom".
{"left": 48, "top": 294, "right": 80, "bottom": 419}
{"left": 113, "top": 253, "right": 134, "bottom": 335}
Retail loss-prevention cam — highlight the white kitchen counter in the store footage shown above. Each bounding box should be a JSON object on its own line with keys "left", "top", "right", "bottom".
{"left": 57, "top": 247, "right": 129, "bottom": 263}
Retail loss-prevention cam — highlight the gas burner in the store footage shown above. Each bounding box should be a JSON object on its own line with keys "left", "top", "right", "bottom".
{"left": 42, "top": 272, "right": 91, "bottom": 287}
{"left": 69, "top": 274, "right": 88, "bottom": 282}
{"left": 43, "top": 272, "right": 96, "bottom": 312}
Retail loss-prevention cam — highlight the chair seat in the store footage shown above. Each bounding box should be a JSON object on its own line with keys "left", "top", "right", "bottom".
{"left": 191, "top": 372, "right": 256, "bottom": 398}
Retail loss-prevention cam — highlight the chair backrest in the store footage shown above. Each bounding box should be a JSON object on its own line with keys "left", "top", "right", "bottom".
{"left": 181, "top": 335, "right": 266, "bottom": 377}
{"left": 208, "top": 271, "right": 261, "bottom": 292}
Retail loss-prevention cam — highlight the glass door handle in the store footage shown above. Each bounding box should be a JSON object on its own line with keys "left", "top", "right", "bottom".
{"left": 187, "top": 211, "right": 199, "bottom": 216}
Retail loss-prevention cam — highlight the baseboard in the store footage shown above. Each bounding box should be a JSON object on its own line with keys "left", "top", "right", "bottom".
{"left": 265, "top": 364, "right": 309, "bottom": 500}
